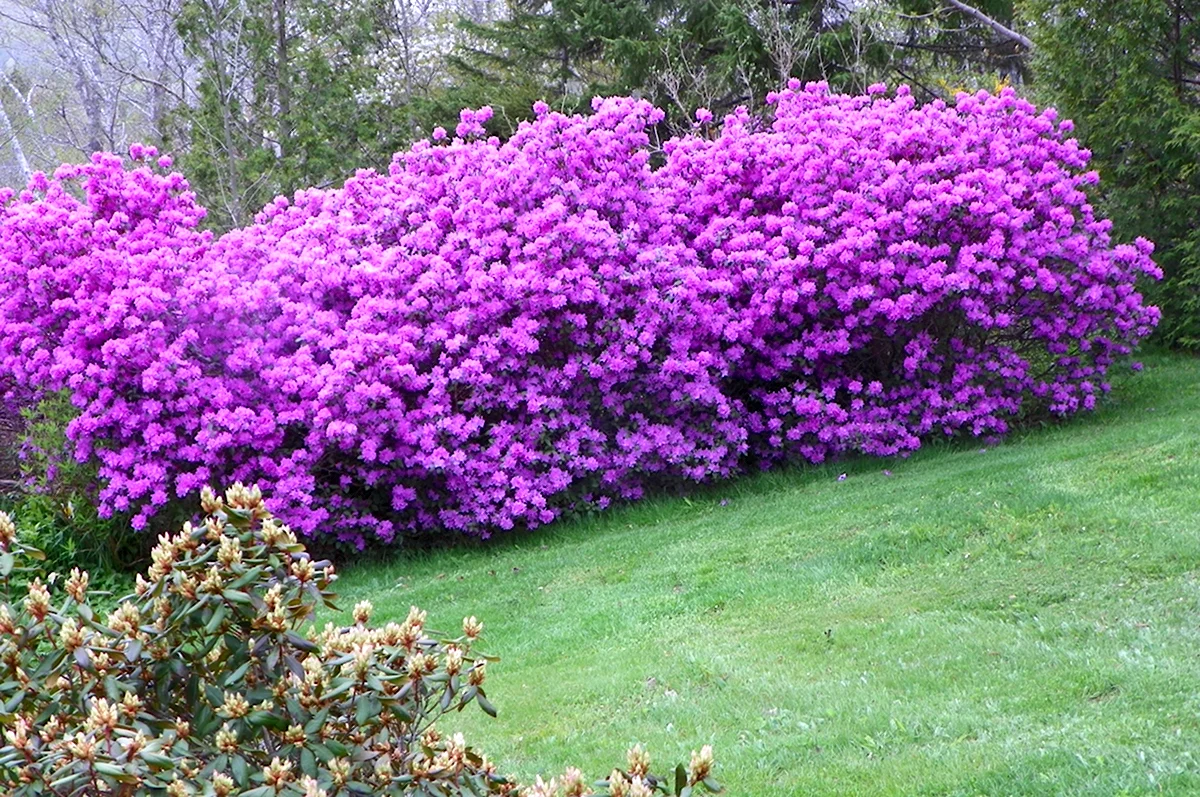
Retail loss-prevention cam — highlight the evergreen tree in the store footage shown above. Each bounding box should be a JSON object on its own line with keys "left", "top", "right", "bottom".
{"left": 1024, "top": 0, "right": 1200, "bottom": 347}
{"left": 175, "top": 0, "right": 474, "bottom": 229}
{"left": 445, "top": 1, "right": 1028, "bottom": 137}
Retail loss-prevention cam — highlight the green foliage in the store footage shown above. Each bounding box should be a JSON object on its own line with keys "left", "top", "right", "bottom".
{"left": 447, "top": 0, "right": 885, "bottom": 133}
{"left": 174, "top": 0, "right": 427, "bottom": 230}
{"left": 444, "top": 0, "right": 1029, "bottom": 137}
{"left": 0, "top": 484, "right": 723, "bottom": 796}
{"left": 1024, "top": 0, "right": 1200, "bottom": 348}
{"left": 12, "top": 392, "right": 140, "bottom": 579}
{"left": 895, "top": 0, "right": 1025, "bottom": 85}
{"left": 165, "top": 0, "right": 1032, "bottom": 230}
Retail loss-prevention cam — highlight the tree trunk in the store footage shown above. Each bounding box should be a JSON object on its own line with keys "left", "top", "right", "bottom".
{"left": 0, "top": 72, "right": 34, "bottom": 181}
{"left": 274, "top": 0, "right": 290, "bottom": 159}
{"left": 0, "top": 97, "right": 31, "bottom": 183}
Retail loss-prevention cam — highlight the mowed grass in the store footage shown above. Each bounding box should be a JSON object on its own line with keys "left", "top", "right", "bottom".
{"left": 329, "top": 351, "right": 1200, "bottom": 796}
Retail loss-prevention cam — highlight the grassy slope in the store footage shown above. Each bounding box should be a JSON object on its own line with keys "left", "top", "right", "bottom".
{"left": 331, "top": 352, "right": 1200, "bottom": 796}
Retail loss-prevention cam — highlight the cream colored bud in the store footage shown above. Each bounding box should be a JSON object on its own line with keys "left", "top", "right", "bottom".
{"left": 628, "top": 776, "right": 653, "bottom": 797}
{"left": 106, "top": 602, "right": 141, "bottom": 636}
{"left": 300, "top": 775, "right": 328, "bottom": 797}
{"left": 120, "top": 690, "right": 144, "bottom": 718}
{"left": 291, "top": 557, "right": 316, "bottom": 582}
{"left": 67, "top": 732, "right": 96, "bottom": 762}
{"left": 85, "top": 698, "right": 120, "bottom": 733}
{"left": 219, "top": 692, "right": 251, "bottom": 719}
{"left": 524, "top": 775, "right": 558, "bottom": 797}
{"left": 0, "top": 511, "right": 15, "bottom": 547}
{"left": 200, "top": 485, "right": 222, "bottom": 514}
{"left": 467, "top": 660, "right": 487, "bottom": 686}
{"left": 262, "top": 756, "right": 293, "bottom": 789}
{"left": 217, "top": 534, "right": 242, "bottom": 568}
{"left": 562, "top": 766, "right": 592, "bottom": 797}
{"left": 328, "top": 757, "right": 351, "bottom": 786}
{"left": 608, "top": 769, "right": 629, "bottom": 797}
{"left": 201, "top": 565, "right": 224, "bottom": 593}
{"left": 225, "top": 482, "right": 267, "bottom": 516}
{"left": 24, "top": 578, "right": 52, "bottom": 621}
{"left": 211, "top": 773, "right": 235, "bottom": 797}
{"left": 3, "top": 716, "right": 30, "bottom": 750}
{"left": 463, "top": 615, "right": 483, "bottom": 639}
{"left": 215, "top": 723, "right": 238, "bottom": 753}
{"left": 59, "top": 618, "right": 86, "bottom": 652}
{"left": 148, "top": 532, "right": 176, "bottom": 581}
{"left": 688, "top": 745, "right": 714, "bottom": 785}
{"left": 65, "top": 568, "right": 89, "bottom": 602}
{"left": 444, "top": 732, "right": 467, "bottom": 769}
{"left": 119, "top": 731, "right": 148, "bottom": 757}
{"left": 204, "top": 516, "right": 223, "bottom": 540}
{"left": 627, "top": 743, "right": 650, "bottom": 778}
{"left": 407, "top": 651, "right": 432, "bottom": 680}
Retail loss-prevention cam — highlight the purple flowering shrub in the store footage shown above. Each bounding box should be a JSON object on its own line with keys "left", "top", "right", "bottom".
{"left": 0, "top": 83, "right": 1160, "bottom": 547}
{"left": 660, "top": 83, "right": 1161, "bottom": 462}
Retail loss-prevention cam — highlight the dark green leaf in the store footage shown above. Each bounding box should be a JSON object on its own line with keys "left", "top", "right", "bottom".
{"left": 222, "top": 589, "right": 253, "bottom": 604}
{"left": 232, "top": 754, "right": 248, "bottom": 786}
{"left": 205, "top": 603, "right": 228, "bottom": 634}
{"left": 246, "top": 710, "right": 288, "bottom": 731}
{"left": 476, "top": 691, "right": 497, "bottom": 718}
{"left": 285, "top": 630, "right": 318, "bottom": 652}
{"left": 355, "top": 695, "right": 381, "bottom": 726}
{"left": 223, "top": 660, "right": 252, "bottom": 687}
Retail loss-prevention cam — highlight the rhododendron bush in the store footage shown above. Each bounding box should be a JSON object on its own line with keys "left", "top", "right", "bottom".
{"left": 0, "top": 485, "right": 723, "bottom": 796}
{"left": 0, "top": 82, "right": 1161, "bottom": 546}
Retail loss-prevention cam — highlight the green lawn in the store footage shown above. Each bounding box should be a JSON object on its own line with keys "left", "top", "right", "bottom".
{"left": 330, "top": 351, "right": 1200, "bottom": 796}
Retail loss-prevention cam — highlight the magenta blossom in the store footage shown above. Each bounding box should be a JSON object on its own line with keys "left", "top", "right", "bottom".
{"left": 0, "top": 85, "right": 1160, "bottom": 547}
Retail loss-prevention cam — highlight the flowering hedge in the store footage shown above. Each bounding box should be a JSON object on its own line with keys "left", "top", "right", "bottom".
{"left": 0, "top": 83, "right": 1160, "bottom": 546}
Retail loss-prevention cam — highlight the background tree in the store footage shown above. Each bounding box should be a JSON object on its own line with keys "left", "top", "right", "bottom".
{"left": 447, "top": 0, "right": 883, "bottom": 133}
{"left": 878, "top": 0, "right": 1027, "bottom": 93}
{"left": 0, "top": 0, "right": 189, "bottom": 160}
{"left": 1023, "top": 0, "right": 1200, "bottom": 348}
{"left": 443, "top": 0, "right": 1030, "bottom": 138}
{"left": 0, "top": 0, "right": 1034, "bottom": 223}
{"left": 175, "top": 0, "right": 502, "bottom": 229}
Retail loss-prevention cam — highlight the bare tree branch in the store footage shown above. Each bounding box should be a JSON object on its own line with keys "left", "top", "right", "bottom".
{"left": 943, "top": 0, "right": 1034, "bottom": 53}
{"left": 0, "top": 97, "right": 30, "bottom": 181}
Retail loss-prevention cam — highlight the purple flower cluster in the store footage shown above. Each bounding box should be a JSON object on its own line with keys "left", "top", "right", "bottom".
{"left": 0, "top": 83, "right": 1160, "bottom": 546}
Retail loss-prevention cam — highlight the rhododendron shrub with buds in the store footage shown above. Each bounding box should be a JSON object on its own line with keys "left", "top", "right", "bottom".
{"left": 0, "top": 83, "right": 1160, "bottom": 546}
{"left": 0, "top": 486, "right": 723, "bottom": 796}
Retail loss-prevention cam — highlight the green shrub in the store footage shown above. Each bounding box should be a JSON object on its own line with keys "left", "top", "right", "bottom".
{"left": 0, "top": 484, "right": 723, "bottom": 796}
{"left": 12, "top": 392, "right": 142, "bottom": 577}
